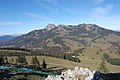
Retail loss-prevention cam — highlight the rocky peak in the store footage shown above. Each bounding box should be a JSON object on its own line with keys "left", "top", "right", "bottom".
{"left": 79, "top": 23, "right": 99, "bottom": 31}
{"left": 45, "top": 23, "right": 56, "bottom": 31}
{"left": 55, "top": 24, "right": 67, "bottom": 31}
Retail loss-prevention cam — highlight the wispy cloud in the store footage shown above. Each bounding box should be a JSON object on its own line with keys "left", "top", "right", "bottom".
{"left": 26, "top": 12, "right": 40, "bottom": 18}
{"left": 36, "top": 0, "right": 59, "bottom": 12}
{"left": 88, "top": 4, "right": 120, "bottom": 30}
{"left": 45, "top": 0, "right": 59, "bottom": 6}
{"left": 91, "top": 4, "right": 113, "bottom": 19}
{"left": 93, "top": 0, "right": 105, "bottom": 5}
{"left": 61, "top": 7, "right": 83, "bottom": 15}
{"left": 36, "top": 0, "right": 79, "bottom": 14}
{"left": 0, "top": 21, "right": 24, "bottom": 26}
{"left": 25, "top": 12, "right": 50, "bottom": 21}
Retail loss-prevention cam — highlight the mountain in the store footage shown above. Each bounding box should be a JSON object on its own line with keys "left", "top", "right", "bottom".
{"left": 0, "top": 35, "right": 15, "bottom": 40}
{"left": 10, "top": 34, "right": 22, "bottom": 37}
{"left": 6, "top": 23, "right": 120, "bottom": 55}
{"left": 0, "top": 35, "right": 15, "bottom": 45}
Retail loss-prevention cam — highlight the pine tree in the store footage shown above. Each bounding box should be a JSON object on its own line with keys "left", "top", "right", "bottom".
{"left": 31, "top": 56, "right": 40, "bottom": 66}
{"left": 5, "top": 56, "right": 8, "bottom": 63}
{"left": 0, "top": 55, "right": 4, "bottom": 65}
{"left": 42, "top": 59, "right": 47, "bottom": 69}
{"left": 16, "top": 56, "right": 27, "bottom": 64}
{"left": 99, "top": 58, "right": 109, "bottom": 73}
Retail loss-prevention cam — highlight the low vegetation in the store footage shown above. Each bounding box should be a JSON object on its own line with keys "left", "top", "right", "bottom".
{"left": 0, "top": 47, "right": 81, "bottom": 63}
{"left": 98, "top": 59, "right": 109, "bottom": 73}
{"left": 16, "top": 55, "right": 28, "bottom": 64}
{"left": 0, "top": 47, "right": 120, "bottom": 73}
{"left": 103, "top": 54, "right": 120, "bottom": 66}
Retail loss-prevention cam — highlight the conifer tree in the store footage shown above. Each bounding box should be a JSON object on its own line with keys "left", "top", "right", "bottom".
{"left": 42, "top": 59, "right": 47, "bottom": 69}
{"left": 31, "top": 56, "right": 40, "bottom": 66}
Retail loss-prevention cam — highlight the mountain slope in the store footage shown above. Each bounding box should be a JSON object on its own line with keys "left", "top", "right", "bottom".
{"left": 0, "top": 35, "right": 15, "bottom": 45}
{"left": 0, "top": 35, "right": 15, "bottom": 40}
{"left": 6, "top": 23, "right": 120, "bottom": 55}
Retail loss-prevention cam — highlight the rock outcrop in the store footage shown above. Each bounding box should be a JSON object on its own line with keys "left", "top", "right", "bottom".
{"left": 45, "top": 67, "right": 96, "bottom": 80}
{"left": 45, "top": 67, "right": 120, "bottom": 80}
{"left": 45, "top": 23, "right": 56, "bottom": 31}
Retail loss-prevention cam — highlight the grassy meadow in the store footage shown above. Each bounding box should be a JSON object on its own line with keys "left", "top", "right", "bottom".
{"left": 8, "top": 55, "right": 120, "bottom": 72}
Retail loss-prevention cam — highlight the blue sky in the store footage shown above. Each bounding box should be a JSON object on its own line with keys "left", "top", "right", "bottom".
{"left": 0, "top": 0, "right": 120, "bottom": 35}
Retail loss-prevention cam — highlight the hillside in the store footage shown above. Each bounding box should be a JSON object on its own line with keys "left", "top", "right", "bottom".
{"left": 8, "top": 56, "right": 120, "bottom": 72}
{"left": 6, "top": 23, "right": 120, "bottom": 56}
{"left": 0, "top": 35, "right": 15, "bottom": 46}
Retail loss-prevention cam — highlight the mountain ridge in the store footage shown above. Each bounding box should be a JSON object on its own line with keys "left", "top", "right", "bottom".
{"left": 5, "top": 23, "right": 120, "bottom": 55}
{"left": 0, "top": 35, "right": 15, "bottom": 46}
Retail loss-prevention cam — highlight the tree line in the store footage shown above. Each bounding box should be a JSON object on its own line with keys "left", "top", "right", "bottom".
{"left": 0, "top": 47, "right": 81, "bottom": 63}
{"left": 103, "top": 54, "right": 120, "bottom": 66}
{"left": 0, "top": 47, "right": 30, "bottom": 52}
{"left": 30, "top": 51, "right": 81, "bottom": 63}
{"left": 0, "top": 55, "right": 47, "bottom": 70}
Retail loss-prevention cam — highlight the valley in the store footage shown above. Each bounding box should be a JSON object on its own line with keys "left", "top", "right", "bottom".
{"left": 0, "top": 23, "right": 120, "bottom": 80}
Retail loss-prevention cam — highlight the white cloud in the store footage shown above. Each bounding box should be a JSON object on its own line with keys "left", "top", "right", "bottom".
{"left": 0, "top": 22, "right": 24, "bottom": 26}
{"left": 46, "top": 0, "right": 59, "bottom": 5}
{"left": 91, "top": 4, "right": 113, "bottom": 18}
{"left": 26, "top": 12, "right": 41, "bottom": 18}
{"left": 36, "top": 0, "right": 59, "bottom": 12}
{"left": 25, "top": 12, "right": 50, "bottom": 21}
{"left": 88, "top": 4, "right": 120, "bottom": 30}
{"left": 93, "top": 0, "right": 105, "bottom": 4}
{"left": 36, "top": 0, "right": 78, "bottom": 14}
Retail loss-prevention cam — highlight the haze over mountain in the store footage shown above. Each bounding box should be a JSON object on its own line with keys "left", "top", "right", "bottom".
{"left": 0, "top": 35, "right": 15, "bottom": 46}
{"left": 6, "top": 23, "right": 120, "bottom": 56}
{"left": 0, "top": 35, "right": 15, "bottom": 40}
